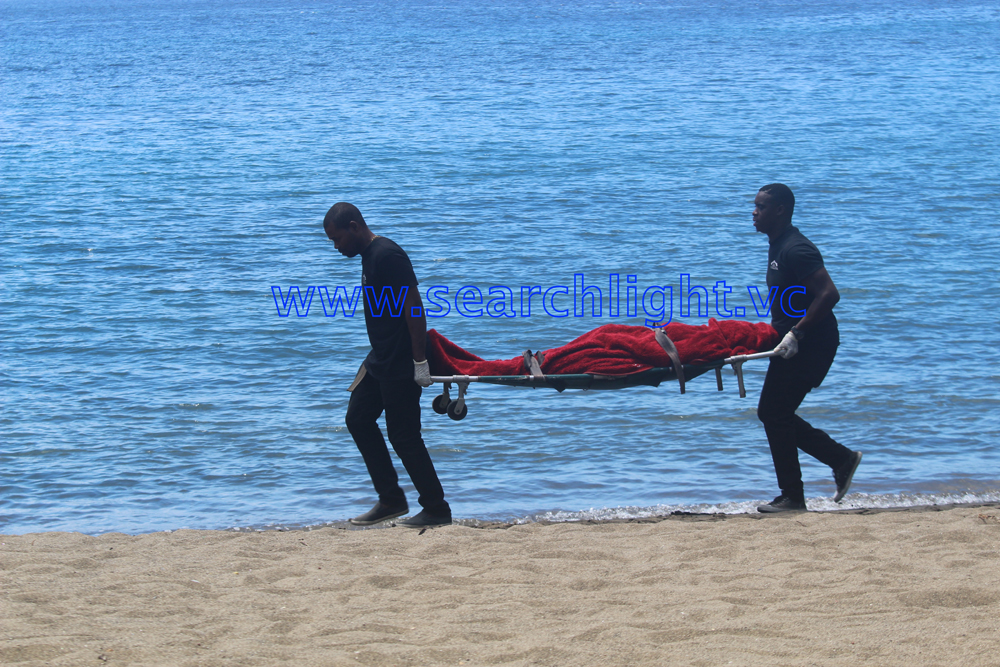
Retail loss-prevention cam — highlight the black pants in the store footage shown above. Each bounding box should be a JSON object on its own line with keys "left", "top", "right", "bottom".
{"left": 346, "top": 369, "right": 450, "bottom": 516}
{"left": 757, "top": 326, "right": 852, "bottom": 499}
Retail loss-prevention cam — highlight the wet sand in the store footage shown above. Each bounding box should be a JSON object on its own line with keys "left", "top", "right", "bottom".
{"left": 2, "top": 503, "right": 999, "bottom": 666}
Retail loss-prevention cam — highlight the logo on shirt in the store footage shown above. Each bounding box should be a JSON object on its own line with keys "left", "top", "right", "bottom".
{"left": 362, "top": 273, "right": 367, "bottom": 286}
{"left": 769, "top": 260, "right": 779, "bottom": 270}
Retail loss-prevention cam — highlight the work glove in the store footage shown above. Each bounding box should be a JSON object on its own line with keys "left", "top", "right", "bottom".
{"left": 414, "top": 359, "right": 432, "bottom": 387}
{"left": 773, "top": 330, "right": 799, "bottom": 359}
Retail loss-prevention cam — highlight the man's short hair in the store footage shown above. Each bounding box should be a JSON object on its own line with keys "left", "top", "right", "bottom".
{"left": 324, "top": 202, "right": 366, "bottom": 230}
{"left": 759, "top": 183, "right": 795, "bottom": 216}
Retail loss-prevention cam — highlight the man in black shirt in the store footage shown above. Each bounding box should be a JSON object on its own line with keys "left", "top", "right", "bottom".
{"left": 324, "top": 202, "right": 451, "bottom": 528}
{"left": 751, "top": 184, "right": 863, "bottom": 513}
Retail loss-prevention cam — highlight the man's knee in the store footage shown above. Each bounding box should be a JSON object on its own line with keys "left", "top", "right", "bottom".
{"left": 756, "top": 404, "right": 768, "bottom": 424}
{"left": 344, "top": 412, "right": 361, "bottom": 434}
{"left": 345, "top": 403, "right": 377, "bottom": 435}
{"left": 387, "top": 434, "right": 426, "bottom": 460}
{"left": 757, "top": 398, "right": 793, "bottom": 426}
{"left": 384, "top": 416, "right": 423, "bottom": 452}
{"left": 382, "top": 388, "right": 422, "bottom": 446}
{"left": 757, "top": 403, "right": 775, "bottom": 425}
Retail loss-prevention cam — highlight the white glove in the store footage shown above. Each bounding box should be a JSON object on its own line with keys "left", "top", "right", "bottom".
{"left": 773, "top": 330, "right": 799, "bottom": 359}
{"left": 414, "top": 359, "right": 432, "bottom": 387}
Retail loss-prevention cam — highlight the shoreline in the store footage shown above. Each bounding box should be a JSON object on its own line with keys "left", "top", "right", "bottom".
{"left": 471, "top": 498, "right": 1000, "bottom": 527}
{"left": 215, "top": 499, "right": 1000, "bottom": 536}
{"left": 4, "top": 499, "right": 1000, "bottom": 538}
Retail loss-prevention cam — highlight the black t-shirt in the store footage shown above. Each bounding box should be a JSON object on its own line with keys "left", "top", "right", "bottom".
{"left": 766, "top": 225, "right": 836, "bottom": 336}
{"left": 361, "top": 237, "right": 419, "bottom": 379}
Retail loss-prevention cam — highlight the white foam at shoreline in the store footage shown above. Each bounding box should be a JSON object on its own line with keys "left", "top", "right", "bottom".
{"left": 254, "top": 490, "right": 1000, "bottom": 533}
{"left": 517, "top": 490, "right": 1000, "bottom": 524}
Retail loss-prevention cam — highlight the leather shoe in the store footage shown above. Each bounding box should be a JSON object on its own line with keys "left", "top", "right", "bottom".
{"left": 757, "top": 495, "right": 807, "bottom": 513}
{"left": 349, "top": 502, "right": 409, "bottom": 526}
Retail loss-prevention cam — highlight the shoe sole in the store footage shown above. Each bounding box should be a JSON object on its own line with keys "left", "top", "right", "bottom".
{"left": 348, "top": 509, "right": 408, "bottom": 526}
{"left": 756, "top": 505, "right": 807, "bottom": 513}
{"left": 833, "top": 452, "right": 863, "bottom": 503}
{"left": 397, "top": 520, "right": 452, "bottom": 529}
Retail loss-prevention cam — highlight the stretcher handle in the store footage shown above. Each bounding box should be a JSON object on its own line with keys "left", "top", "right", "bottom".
{"left": 723, "top": 350, "right": 778, "bottom": 398}
{"left": 722, "top": 350, "right": 778, "bottom": 364}
{"left": 430, "top": 375, "right": 481, "bottom": 383}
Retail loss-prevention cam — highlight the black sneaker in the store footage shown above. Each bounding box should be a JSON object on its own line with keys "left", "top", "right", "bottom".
{"left": 349, "top": 502, "right": 409, "bottom": 526}
{"left": 833, "top": 451, "right": 863, "bottom": 503}
{"left": 396, "top": 510, "right": 452, "bottom": 529}
{"left": 757, "top": 495, "right": 807, "bottom": 513}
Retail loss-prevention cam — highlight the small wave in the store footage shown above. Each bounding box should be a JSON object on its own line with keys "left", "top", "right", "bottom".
{"left": 225, "top": 491, "right": 1000, "bottom": 533}
{"left": 517, "top": 490, "right": 1000, "bottom": 524}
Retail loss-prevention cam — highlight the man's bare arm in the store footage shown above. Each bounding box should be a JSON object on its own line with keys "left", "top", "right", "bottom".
{"left": 403, "top": 287, "right": 427, "bottom": 362}
{"left": 796, "top": 267, "right": 840, "bottom": 332}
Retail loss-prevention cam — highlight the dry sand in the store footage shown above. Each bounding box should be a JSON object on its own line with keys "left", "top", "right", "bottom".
{"left": 2, "top": 504, "right": 999, "bottom": 667}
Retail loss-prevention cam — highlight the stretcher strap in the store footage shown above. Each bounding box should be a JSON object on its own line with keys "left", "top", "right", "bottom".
{"left": 522, "top": 350, "right": 545, "bottom": 377}
{"left": 654, "top": 329, "right": 686, "bottom": 394}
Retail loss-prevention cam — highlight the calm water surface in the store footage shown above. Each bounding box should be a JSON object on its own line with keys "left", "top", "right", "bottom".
{"left": 2, "top": 0, "right": 999, "bottom": 534}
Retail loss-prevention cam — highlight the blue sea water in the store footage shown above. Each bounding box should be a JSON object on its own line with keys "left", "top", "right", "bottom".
{"left": 2, "top": 0, "right": 999, "bottom": 535}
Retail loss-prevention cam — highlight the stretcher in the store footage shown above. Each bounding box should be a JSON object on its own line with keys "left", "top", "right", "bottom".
{"left": 429, "top": 334, "right": 778, "bottom": 421}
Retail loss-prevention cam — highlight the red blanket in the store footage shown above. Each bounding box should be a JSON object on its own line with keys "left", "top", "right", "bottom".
{"left": 427, "top": 320, "right": 779, "bottom": 376}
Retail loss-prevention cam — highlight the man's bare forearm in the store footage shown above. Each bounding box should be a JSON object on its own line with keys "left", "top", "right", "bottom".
{"left": 403, "top": 288, "right": 427, "bottom": 362}
{"left": 795, "top": 267, "right": 840, "bottom": 331}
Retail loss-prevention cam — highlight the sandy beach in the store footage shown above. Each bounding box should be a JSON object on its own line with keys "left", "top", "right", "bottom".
{"left": 2, "top": 504, "right": 998, "bottom": 667}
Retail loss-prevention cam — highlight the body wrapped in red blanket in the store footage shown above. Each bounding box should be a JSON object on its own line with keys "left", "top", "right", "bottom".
{"left": 427, "top": 319, "right": 779, "bottom": 377}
